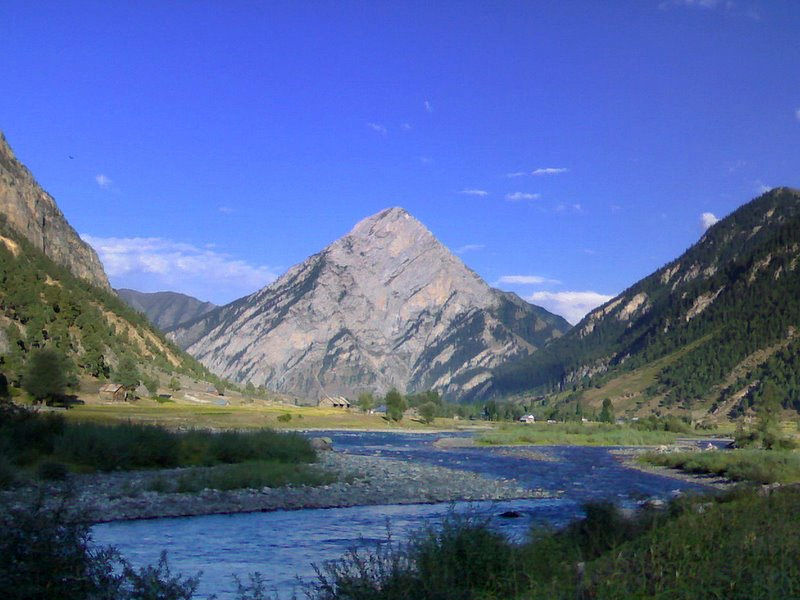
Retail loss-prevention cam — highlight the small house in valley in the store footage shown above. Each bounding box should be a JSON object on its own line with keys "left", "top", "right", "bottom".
{"left": 99, "top": 383, "right": 126, "bottom": 402}
{"left": 519, "top": 414, "right": 536, "bottom": 424}
{"left": 318, "top": 396, "right": 351, "bottom": 409}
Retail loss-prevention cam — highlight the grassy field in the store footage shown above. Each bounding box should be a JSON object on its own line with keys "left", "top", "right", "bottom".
{"left": 478, "top": 422, "right": 683, "bottom": 446}
{"left": 59, "top": 399, "right": 469, "bottom": 431}
{"left": 640, "top": 448, "right": 800, "bottom": 484}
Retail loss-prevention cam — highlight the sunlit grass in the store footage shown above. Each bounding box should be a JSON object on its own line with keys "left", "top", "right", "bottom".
{"left": 640, "top": 448, "right": 800, "bottom": 484}
{"left": 478, "top": 422, "right": 681, "bottom": 447}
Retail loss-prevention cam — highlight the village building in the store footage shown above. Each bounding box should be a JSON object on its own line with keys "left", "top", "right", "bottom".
{"left": 318, "top": 396, "right": 351, "bottom": 409}
{"left": 98, "top": 383, "right": 126, "bottom": 402}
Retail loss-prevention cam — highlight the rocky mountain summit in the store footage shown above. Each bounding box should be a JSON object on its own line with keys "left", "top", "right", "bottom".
{"left": 0, "top": 132, "right": 110, "bottom": 290}
{"left": 117, "top": 288, "right": 217, "bottom": 331}
{"left": 169, "top": 207, "right": 570, "bottom": 401}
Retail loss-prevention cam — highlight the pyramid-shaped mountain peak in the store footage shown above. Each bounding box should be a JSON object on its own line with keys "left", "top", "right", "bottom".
{"left": 169, "top": 209, "right": 570, "bottom": 401}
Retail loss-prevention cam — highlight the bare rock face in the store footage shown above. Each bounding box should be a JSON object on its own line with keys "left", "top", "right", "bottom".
{"left": 0, "top": 132, "right": 110, "bottom": 290}
{"left": 169, "top": 207, "right": 570, "bottom": 401}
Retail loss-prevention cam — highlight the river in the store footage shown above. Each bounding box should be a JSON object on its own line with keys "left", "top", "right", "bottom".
{"left": 92, "top": 431, "right": 714, "bottom": 599}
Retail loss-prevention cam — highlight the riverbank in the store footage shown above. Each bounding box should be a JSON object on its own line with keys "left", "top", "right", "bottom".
{"left": 1, "top": 451, "right": 549, "bottom": 524}
{"left": 612, "top": 442, "right": 736, "bottom": 490}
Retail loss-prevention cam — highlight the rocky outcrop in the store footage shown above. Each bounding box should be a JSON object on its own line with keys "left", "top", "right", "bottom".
{"left": 116, "top": 288, "right": 217, "bottom": 331}
{"left": 169, "top": 207, "right": 570, "bottom": 401}
{"left": 0, "top": 132, "right": 110, "bottom": 290}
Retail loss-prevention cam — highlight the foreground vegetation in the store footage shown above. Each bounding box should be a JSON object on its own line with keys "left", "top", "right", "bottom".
{"left": 310, "top": 486, "right": 800, "bottom": 600}
{"left": 5, "top": 484, "right": 798, "bottom": 599}
{"left": 0, "top": 401, "right": 320, "bottom": 490}
{"left": 478, "top": 422, "right": 683, "bottom": 447}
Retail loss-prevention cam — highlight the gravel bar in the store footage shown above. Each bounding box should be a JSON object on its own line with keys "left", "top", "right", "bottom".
{"left": 3, "top": 451, "right": 551, "bottom": 523}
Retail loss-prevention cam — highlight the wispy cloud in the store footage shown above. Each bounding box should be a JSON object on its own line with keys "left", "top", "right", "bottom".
{"left": 755, "top": 180, "right": 771, "bottom": 194}
{"left": 401, "top": 122, "right": 412, "bottom": 131}
{"left": 424, "top": 100, "right": 433, "bottom": 113}
{"left": 82, "top": 234, "right": 279, "bottom": 304}
{"left": 555, "top": 203, "right": 584, "bottom": 214}
{"left": 700, "top": 212, "right": 719, "bottom": 229}
{"left": 660, "top": 0, "right": 722, "bottom": 8}
{"left": 218, "top": 206, "right": 235, "bottom": 214}
{"left": 795, "top": 107, "right": 800, "bottom": 122}
{"left": 498, "top": 275, "right": 561, "bottom": 285}
{"left": 531, "top": 167, "right": 568, "bottom": 176}
{"left": 459, "top": 189, "right": 489, "bottom": 197}
{"left": 505, "top": 171, "right": 527, "bottom": 178}
{"left": 659, "top": 0, "right": 760, "bottom": 18}
{"left": 453, "top": 244, "right": 485, "bottom": 255}
{"left": 95, "top": 174, "right": 112, "bottom": 189}
{"left": 526, "top": 290, "right": 614, "bottom": 325}
{"left": 505, "top": 192, "right": 540, "bottom": 201}
{"left": 367, "top": 122, "right": 388, "bottom": 135}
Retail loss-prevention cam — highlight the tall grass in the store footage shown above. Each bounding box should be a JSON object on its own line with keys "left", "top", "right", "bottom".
{"left": 306, "top": 487, "right": 800, "bottom": 600}
{"left": 0, "top": 402, "right": 317, "bottom": 479}
{"left": 479, "top": 422, "right": 680, "bottom": 446}
{"left": 640, "top": 448, "right": 800, "bottom": 484}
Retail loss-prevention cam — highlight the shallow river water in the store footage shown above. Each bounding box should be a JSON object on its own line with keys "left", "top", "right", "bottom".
{"left": 92, "top": 431, "right": 713, "bottom": 599}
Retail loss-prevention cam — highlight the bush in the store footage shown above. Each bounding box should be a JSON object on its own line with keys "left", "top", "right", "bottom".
{"left": 0, "top": 497, "right": 200, "bottom": 599}
{"left": 277, "top": 413, "right": 292, "bottom": 423}
{"left": 37, "top": 460, "right": 68, "bottom": 481}
{"left": 55, "top": 422, "right": 180, "bottom": 471}
{"left": 313, "top": 516, "right": 519, "bottom": 600}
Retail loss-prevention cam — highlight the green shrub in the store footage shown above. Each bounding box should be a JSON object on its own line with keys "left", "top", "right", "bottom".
{"left": 55, "top": 422, "right": 180, "bottom": 471}
{"left": 175, "top": 460, "right": 335, "bottom": 492}
{"left": 277, "top": 413, "right": 292, "bottom": 423}
{"left": 0, "top": 497, "right": 200, "bottom": 600}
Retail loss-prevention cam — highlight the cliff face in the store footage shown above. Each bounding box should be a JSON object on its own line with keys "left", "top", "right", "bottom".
{"left": 169, "top": 207, "right": 570, "bottom": 401}
{"left": 0, "top": 132, "right": 110, "bottom": 290}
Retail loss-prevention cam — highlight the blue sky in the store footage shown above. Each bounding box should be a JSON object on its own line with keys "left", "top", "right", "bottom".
{"left": 2, "top": 0, "right": 799, "bottom": 323}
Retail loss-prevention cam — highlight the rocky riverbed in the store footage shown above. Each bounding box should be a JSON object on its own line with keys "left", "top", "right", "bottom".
{"left": 2, "top": 451, "right": 550, "bottom": 523}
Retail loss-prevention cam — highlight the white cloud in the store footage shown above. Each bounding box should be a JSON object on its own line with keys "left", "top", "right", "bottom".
{"left": 700, "top": 212, "right": 719, "bottom": 229}
{"left": 531, "top": 167, "right": 568, "bottom": 176}
{"left": 796, "top": 107, "right": 800, "bottom": 121}
{"left": 755, "top": 180, "right": 771, "bottom": 195}
{"left": 95, "top": 174, "right": 112, "bottom": 188}
{"left": 505, "top": 191, "right": 540, "bottom": 201}
{"left": 505, "top": 171, "right": 527, "bottom": 178}
{"left": 367, "top": 122, "right": 388, "bottom": 135}
{"left": 81, "top": 234, "right": 279, "bottom": 304}
{"left": 526, "top": 290, "right": 614, "bottom": 325}
{"left": 218, "top": 206, "right": 235, "bottom": 214}
{"left": 401, "top": 122, "right": 412, "bottom": 130}
{"left": 424, "top": 100, "right": 433, "bottom": 113}
{"left": 459, "top": 189, "right": 489, "bottom": 197}
{"left": 659, "top": 0, "right": 721, "bottom": 8}
{"left": 498, "top": 275, "right": 561, "bottom": 285}
{"left": 453, "top": 244, "right": 485, "bottom": 255}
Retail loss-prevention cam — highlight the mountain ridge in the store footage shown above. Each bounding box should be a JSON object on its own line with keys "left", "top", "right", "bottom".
{"left": 116, "top": 288, "right": 217, "bottom": 331}
{"left": 169, "top": 206, "right": 570, "bottom": 401}
{"left": 491, "top": 187, "right": 800, "bottom": 417}
{"left": 0, "top": 132, "right": 110, "bottom": 290}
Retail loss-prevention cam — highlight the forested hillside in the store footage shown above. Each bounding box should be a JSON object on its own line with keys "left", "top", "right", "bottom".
{"left": 490, "top": 188, "right": 800, "bottom": 417}
{"left": 0, "top": 215, "right": 215, "bottom": 391}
